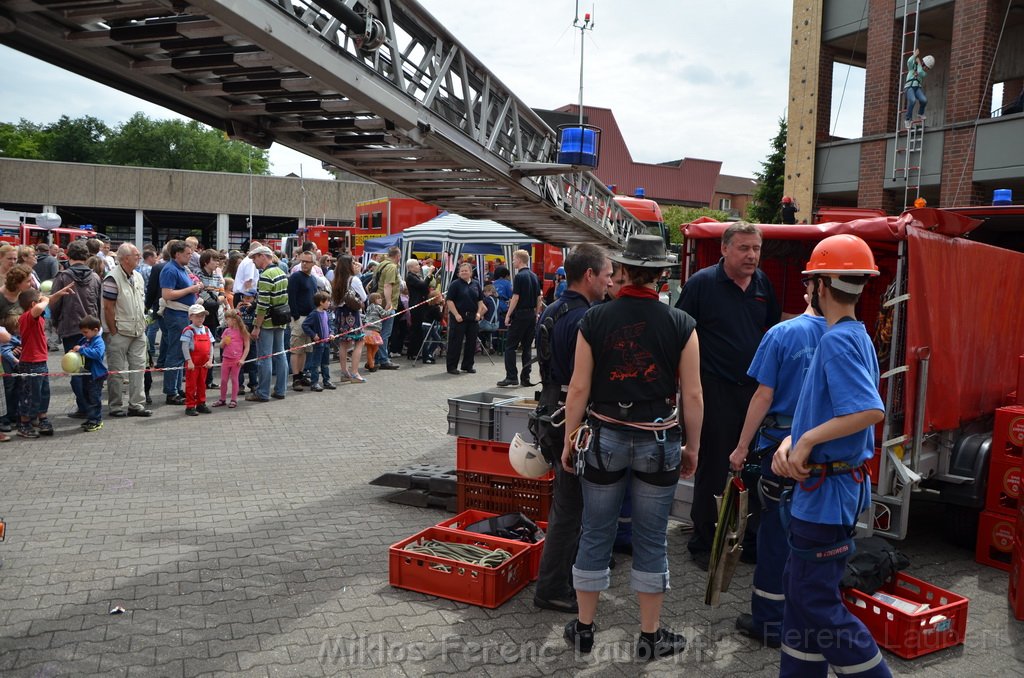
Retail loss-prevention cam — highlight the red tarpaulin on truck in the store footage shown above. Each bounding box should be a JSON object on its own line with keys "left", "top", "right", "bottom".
{"left": 904, "top": 228, "right": 1024, "bottom": 433}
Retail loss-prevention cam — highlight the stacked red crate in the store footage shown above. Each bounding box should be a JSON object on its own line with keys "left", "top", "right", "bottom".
{"left": 455, "top": 436, "right": 553, "bottom": 521}
{"left": 1009, "top": 503, "right": 1024, "bottom": 620}
{"left": 976, "top": 406, "right": 1024, "bottom": 570}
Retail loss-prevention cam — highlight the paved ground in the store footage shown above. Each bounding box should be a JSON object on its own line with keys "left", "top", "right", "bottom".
{"left": 1, "top": 351, "right": 1023, "bottom": 677}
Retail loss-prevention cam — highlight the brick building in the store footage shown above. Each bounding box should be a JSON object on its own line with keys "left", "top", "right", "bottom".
{"left": 536, "top": 106, "right": 757, "bottom": 209}
{"left": 786, "top": 0, "right": 1024, "bottom": 215}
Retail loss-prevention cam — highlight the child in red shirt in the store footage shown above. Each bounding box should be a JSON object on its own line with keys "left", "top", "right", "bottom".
{"left": 16, "top": 284, "right": 74, "bottom": 438}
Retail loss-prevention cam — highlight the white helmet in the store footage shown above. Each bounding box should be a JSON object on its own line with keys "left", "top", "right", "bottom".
{"left": 509, "top": 433, "right": 551, "bottom": 478}
{"left": 922, "top": 55, "right": 935, "bottom": 69}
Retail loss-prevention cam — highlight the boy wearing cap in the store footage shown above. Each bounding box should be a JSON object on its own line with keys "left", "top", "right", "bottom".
{"left": 772, "top": 234, "right": 890, "bottom": 678}
{"left": 181, "top": 304, "right": 213, "bottom": 416}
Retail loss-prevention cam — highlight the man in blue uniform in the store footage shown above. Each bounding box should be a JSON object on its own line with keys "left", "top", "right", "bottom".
{"left": 533, "top": 244, "right": 612, "bottom": 613}
{"left": 773, "top": 234, "right": 890, "bottom": 678}
{"left": 728, "top": 279, "right": 825, "bottom": 647}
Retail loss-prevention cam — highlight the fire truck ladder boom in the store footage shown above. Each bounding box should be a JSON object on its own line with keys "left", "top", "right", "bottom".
{"left": 0, "top": 0, "right": 643, "bottom": 247}
{"left": 891, "top": 0, "right": 925, "bottom": 209}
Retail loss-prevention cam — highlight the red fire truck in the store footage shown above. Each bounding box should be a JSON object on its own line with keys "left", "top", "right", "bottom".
{"left": 681, "top": 206, "right": 1024, "bottom": 546}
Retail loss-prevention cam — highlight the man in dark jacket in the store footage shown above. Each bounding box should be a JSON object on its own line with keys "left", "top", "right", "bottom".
{"left": 33, "top": 244, "right": 59, "bottom": 283}
{"left": 405, "top": 259, "right": 431, "bottom": 360}
{"left": 50, "top": 239, "right": 103, "bottom": 418}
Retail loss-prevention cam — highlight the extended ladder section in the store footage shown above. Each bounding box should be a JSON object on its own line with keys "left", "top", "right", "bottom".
{"left": 0, "top": 0, "right": 644, "bottom": 247}
{"left": 891, "top": 0, "right": 925, "bottom": 209}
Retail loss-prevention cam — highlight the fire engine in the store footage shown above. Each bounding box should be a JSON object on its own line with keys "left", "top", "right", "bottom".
{"left": 681, "top": 205, "right": 1024, "bottom": 547}
{"left": 0, "top": 209, "right": 95, "bottom": 249}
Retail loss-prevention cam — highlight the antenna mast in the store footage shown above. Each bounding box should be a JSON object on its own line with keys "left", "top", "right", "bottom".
{"left": 573, "top": 2, "right": 595, "bottom": 126}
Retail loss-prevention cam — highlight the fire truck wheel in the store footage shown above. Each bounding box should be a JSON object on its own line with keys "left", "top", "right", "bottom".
{"left": 944, "top": 504, "right": 980, "bottom": 550}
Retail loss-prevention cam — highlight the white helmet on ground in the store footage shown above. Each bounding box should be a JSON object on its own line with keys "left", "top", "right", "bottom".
{"left": 509, "top": 433, "right": 551, "bottom": 479}
{"left": 922, "top": 55, "right": 935, "bottom": 69}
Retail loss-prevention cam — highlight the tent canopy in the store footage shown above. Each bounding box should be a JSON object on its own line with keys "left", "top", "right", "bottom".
{"left": 398, "top": 213, "right": 538, "bottom": 286}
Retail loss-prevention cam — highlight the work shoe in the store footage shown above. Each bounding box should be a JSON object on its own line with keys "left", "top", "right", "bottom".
{"left": 322, "top": 381, "right": 337, "bottom": 390}
{"left": 109, "top": 409, "right": 127, "bottom": 418}
{"left": 378, "top": 363, "right": 400, "bottom": 370}
{"left": 735, "top": 613, "right": 782, "bottom": 648}
{"left": 83, "top": 421, "right": 103, "bottom": 433}
{"left": 196, "top": 404, "right": 212, "bottom": 414}
{"left": 564, "top": 620, "right": 595, "bottom": 654}
{"left": 496, "top": 378, "right": 519, "bottom": 388}
{"left": 166, "top": 394, "right": 185, "bottom": 405}
{"left": 291, "top": 378, "right": 304, "bottom": 392}
{"left": 520, "top": 380, "right": 536, "bottom": 388}
{"left": 533, "top": 594, "right": 578, "bottom": 614}
{"left": 127, "top": 409, "right": 152, "bottom": 417}
{"left": 245, "top": 394, "right": 269, "bottom": 403}
{"left": 637, "top": 628, "right": 687, "bottom": 661}
{"left": 271, "top": 393, "right": 286, "bottom": 400}
{"left": 185, "top": 408, "right": 198, "bottom": 416}
{"left": 310, "top": 384, "right": 323, "bottom": 392}
{"left": 36, "top": 418, "right": 54, "bottom": 436}
{"left": 462, "top": 368, "right": 476, "bottom": 374}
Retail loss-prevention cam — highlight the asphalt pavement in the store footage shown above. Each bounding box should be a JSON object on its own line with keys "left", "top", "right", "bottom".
{"left": 0, "top": 351, "right": 1022, "bottom": 676}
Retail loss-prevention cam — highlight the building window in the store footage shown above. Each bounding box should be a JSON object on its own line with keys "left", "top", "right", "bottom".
{"left": 718, "top": 198, "right": 732, "bottom": 211}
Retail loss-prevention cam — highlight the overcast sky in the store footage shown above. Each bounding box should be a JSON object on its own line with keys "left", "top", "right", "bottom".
{"left": 0, "top": 0, "right": 864, "bottom": 181}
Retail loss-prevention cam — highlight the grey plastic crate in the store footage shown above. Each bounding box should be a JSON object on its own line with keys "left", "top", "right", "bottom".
{"left": 494, "top": 399, "right": 539, "bottom": 443}
{"left": 446, "top": 392, "right": 523, "bottom": 439}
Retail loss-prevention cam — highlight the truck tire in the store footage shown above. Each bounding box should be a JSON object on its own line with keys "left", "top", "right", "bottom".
{"left": 944, "top": 504, "right": 980, "bottom": 550}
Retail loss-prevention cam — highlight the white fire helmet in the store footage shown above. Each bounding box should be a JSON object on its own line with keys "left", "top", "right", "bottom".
{"left": 509, "top": 433, "right": 551, "bottom": 479}
{"left": 922, "top": 55, "right": 935, "bottom": 69}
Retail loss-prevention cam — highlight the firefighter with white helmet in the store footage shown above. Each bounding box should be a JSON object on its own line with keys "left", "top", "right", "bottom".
{"left": 771, "top": 234, "right": 891, "bottom": 678}
{"left": 904, "top": 48, "right": 935, "bottom": 130}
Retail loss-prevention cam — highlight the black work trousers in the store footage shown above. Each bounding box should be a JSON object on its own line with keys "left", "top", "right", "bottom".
{"left": 688, "top": 371, "right": 760, "bottom": 555}
{"left": 534, "top": 456, "right": 583, "bottom": 601}
{"left": 406, "top": 307, "right": 426, "bottom": 359}
{"left": 504, "top": 313, "right": 536, "bottom": 382}
{"left": 446, "top": 316, "right": 479, "bottom": 372}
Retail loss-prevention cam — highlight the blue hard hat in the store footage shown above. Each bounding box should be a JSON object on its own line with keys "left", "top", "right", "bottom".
{"left": 556, "top": 267, "right": 565, "bottom": 276}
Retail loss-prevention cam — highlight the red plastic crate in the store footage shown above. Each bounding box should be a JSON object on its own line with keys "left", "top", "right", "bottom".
{"left": 1010, "top": 539, "right": 1024, "bottom": 621}
{"left": 389, "top": 526, "right": 531, "bottom": 608}
{"left": 842, "top": 572, "right": 969, "bottom": 659}
{"left": 435, "top": 509, "right": 547, "bottom": 581}
{"left": 986, "top": 457, "right": 1022, "bottom": 517}
{"left": 457, "top": 470, "right": 553, "bottom": 522}
{"left": 456, "top": 437, "right": 555, "bottom": 480}
{"left": 975, "top": 510, "right": 1015, "bottom": 571}
{"left": 992, "top": 406, "right": 1024, "bottom": 463}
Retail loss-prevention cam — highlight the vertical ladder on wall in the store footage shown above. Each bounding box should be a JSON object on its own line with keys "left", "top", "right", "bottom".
{"left": 891, "top": 0, "right": 924, "bottom": 208}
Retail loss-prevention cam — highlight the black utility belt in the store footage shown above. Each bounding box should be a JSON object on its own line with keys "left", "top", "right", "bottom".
{"left": 590, "top": 400, "right": 674, "bottom": 423}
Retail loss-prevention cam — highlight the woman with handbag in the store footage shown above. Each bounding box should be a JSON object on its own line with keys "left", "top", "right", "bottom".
{"left": 330, "top": 255, "right": 366, "bottom": 383}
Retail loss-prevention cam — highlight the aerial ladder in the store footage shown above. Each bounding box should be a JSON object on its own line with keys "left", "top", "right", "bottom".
{"left": 0, "top": 0, "right": 643, "bottom": 248}
{"left": 891, "top": 0, "right": 925, "bottom": 210}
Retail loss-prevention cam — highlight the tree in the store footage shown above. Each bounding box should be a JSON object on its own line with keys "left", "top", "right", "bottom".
{"left": 0, "top": 112, "right": 271, "bottom": 174}
{"left": 38, "top": 115, "right": 110, "bottom": 164}
{"left": 747, "top": 117, "right": 787, "bottom": 224}
{"left": 660, "top": 205, "right": 731, "bottom": 245}
{"left": 106, "top": 113, "right": 270, "bottom": 174}
{"left": 0, "top": 119, "right": 44, "bottom": 159}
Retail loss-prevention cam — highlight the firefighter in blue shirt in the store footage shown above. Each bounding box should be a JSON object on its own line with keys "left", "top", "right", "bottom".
{"left": 728, "top": 280, "right": 826, "bottom": 648}
{"left": 772, "top": 234, "right": 891, "bottom": 678}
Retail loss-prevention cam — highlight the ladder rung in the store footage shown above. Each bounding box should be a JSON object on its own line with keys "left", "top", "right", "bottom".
{"left": 907, "top": 186, "right": 919, "bottom": 190}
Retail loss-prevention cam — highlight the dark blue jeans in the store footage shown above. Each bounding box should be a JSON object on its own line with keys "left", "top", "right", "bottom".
{"left": 308, "top": 341, "right": 331, "bottom": 385}
{"left": 62, "top": 334, "right": 87, "bottom": 414}
{"left": 83, "top": 375, "right": 106, "bottom": 424}
{"left": 16, "top": 361, "right": 50, "bottom": 421}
